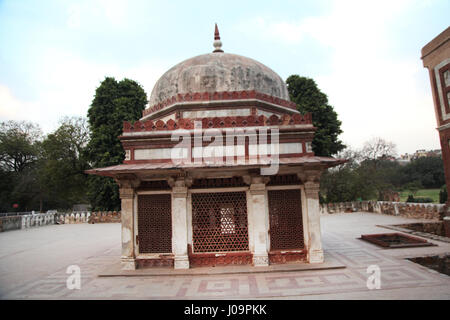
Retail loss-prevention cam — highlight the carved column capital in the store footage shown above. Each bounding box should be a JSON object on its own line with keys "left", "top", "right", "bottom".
{"left": 304, "top": 181, "right": 320, "bottom": 198}
{"left": 243, "top": 174, "right": 270, "bottom": 186}
{"left": 114, "top": 174, "right": 141, "bottom": 189}
{"left": 173, "top": 187, "right": 188, "bottom": 198}
{"left": 169, "top": 176, "right": 190, "bottom": 198}
{"left": 119, "top": 187, "right": 135, "bottom": 199}
{"left": 297, "top": 169, "right": 322, "bottom": 184}
{"left": 244, "top": 174, "right": 270, "bottom": 196}
{"left": 249, "top": 183, "right": 266, "bottom": 195}
{"left": 168, "top": 176, "right": 193, "bottom": 188}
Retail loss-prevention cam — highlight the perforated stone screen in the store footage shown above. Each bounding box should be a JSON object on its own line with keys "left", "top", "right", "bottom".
{"left": 268, "top": 189, "right": 304, "bottom": 250}
{"left": 137, "top": 194, "right": 172, "bottom": 253}
{"left": 192, "top": 192, "right": 249, "bottom": 253}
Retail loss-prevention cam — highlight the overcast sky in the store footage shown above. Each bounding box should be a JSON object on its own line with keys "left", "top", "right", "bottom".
{"left": 0, "top": 0, "right": 449, "bottom": 155}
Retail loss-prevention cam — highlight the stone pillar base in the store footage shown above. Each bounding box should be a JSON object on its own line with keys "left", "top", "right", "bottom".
{"left": 174, "top": 256, "right": 190, "bottom": 269}
{"left": 253, "top": 253, "right": 269, "bottom": 267}
{"left": 121, "top": 257, "right": 137, "bottom": 270}
{"left": 308, "top": 250, "right": 324, "bottom": 264}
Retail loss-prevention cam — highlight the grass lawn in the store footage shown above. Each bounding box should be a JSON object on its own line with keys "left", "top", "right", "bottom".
{"left": 399, "top": 188, "right": 441, "bottom": 203}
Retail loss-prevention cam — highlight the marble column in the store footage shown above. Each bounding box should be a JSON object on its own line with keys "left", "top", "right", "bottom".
{"left": 246, "top": 176, "right": 270, "bottom": 266}
{"left": 119, "top": 186, "right": 137, "bottom": 270}
{"left": 171, "top": 178, "right": 190, "bottom": 269}
{"left": 303, "top": 179, "right": 324, "bottom": 263}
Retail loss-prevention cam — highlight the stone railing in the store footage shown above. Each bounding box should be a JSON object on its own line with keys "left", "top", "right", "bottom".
{"left": 88, "top": 211, "right": 121, "bottom": 224}
{"left": 320, "top": 201, "right": 445, "bottom": 220}
{"left": 0, "top": 210, "right": 121, "bottom": 232}
{"left": 54, "top": 212, "right": 91, "bottom": 225}
{"left": 21, "top": 212, "right": 58, "bottom": 229}
{"left": 0, "top": 215, "right": 23, "bottom": 232}
{"left": 0, "top": 211, "right": 90, "bottom": 232}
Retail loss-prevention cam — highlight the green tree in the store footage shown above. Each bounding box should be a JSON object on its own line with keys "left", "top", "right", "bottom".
{"left": 286, "top": 75, "right": 345, "bottom": 156}
{"left": 38, "top": 117, "right": 90, "bottom": 210}
{"left": 0, "top": 121, "right": 42, "bottom": 173}
{"left": 320, "top": 148, "right": 377, "bottom": 203}
{"left": 85, "top": 77, "right": 147, "bottom": 211}
{"left": 400, "top": 157, "right": 445, "bottom": 189}
{"left": 357, "top": 138, "right": 398, "bottom": 200}
{"left": 0, "top": 121, "right": 43, "bottom": 212}
{"left": 404, "top": 180, "right": 423, "bottom": 197}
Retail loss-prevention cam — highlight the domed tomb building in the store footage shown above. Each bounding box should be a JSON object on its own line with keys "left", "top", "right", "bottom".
{"left": 88, "top": 25, "right": 345, "bottom": 270}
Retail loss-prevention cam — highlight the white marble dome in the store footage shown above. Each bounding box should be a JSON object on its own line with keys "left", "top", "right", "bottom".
{"left": 148, "top": 52, "right": 290, "bottom": 107}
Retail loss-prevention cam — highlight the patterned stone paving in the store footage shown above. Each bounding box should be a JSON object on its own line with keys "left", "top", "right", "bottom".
{"left": 1, "top": 213, "right": 449, "bottom": 299}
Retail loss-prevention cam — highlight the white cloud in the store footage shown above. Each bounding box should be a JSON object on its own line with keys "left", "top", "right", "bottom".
{"left": 0, "top": 85, "right": 30, "bottom": 119}
{"left": 238, "top": 0, "right": 441, "bottom": 154}
{"left": 1, "top": 47, "right": 169, "bottom": 134}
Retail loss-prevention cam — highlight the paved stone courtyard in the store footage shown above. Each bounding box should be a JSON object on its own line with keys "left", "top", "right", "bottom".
{"left": 0, "top": 212, "right": 449, "bottom": 299}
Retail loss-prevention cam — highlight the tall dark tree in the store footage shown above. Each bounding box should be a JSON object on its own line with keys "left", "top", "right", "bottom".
{"left": 286, "top": 75, "right": 345, "bottom": 156}
{"left": 85, "top": 77, "right": 147, "bottom": 211}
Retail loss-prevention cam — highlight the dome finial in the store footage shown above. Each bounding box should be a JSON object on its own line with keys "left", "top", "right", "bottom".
{"left": 213, "top": 23, "right": 223, "bottom": 53}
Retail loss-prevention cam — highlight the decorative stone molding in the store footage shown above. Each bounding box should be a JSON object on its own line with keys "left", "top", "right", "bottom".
{"left": 268, "top": 251, "right": 307, "bottom": 264}
{"left": 136, "top": 258, "right": 174, "bottom": 268}
{"left": 174, "top": 255, "right": 190, "bottom": 269}
{"left": 142, "top": 90, "right": 300, "bottom": 118}
{"left": 188, "top": 252, "right": 253, "bottom": 267}
{"left": 125, "top": 112, "right": 312, "bottom": 132}
{"left": 121, "top": 257, "right": 137, "bottom": 270}
{"left": 308, "top": 249, "right": 324, "bottom": 264}
{"left": 252, "top": 253, "right": 269, "bottom": 267}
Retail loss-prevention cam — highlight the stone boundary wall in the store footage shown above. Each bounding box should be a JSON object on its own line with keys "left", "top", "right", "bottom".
{"left": 320, "top": 201, "right": 445, "bottom": 220}
{"left": 55, "top": 212, "right": 91, "bottom": 225}
{"left": 0, "top": 211, "right": 93, "bottom": 232}
{"left": 0, "top": 216, "right": 22, "bottom": 232}
{"left": 88, "top": 211, "right": 121, "bottom": 224}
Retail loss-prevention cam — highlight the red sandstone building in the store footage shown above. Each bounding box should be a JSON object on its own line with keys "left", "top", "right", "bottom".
{"left": 422, "top": 27, "right": 450, "bottom": 216}
{"left": 88, "top": 26, "right": 344, "bottom": 270}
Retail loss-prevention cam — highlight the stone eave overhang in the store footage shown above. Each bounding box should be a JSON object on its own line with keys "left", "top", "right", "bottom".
{"left": 85, "top": 156, "right": 347, "bottom": 179}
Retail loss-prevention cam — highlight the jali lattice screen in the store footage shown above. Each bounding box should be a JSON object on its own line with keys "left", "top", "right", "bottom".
{"left": 192, "top": 192, "right": 249, "bottom": 253}
{"left": 137, "top": 194, "right": 172, "bottom": 253}
{"left": 268, "top": 189, "right": 304, "bottom": 250}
